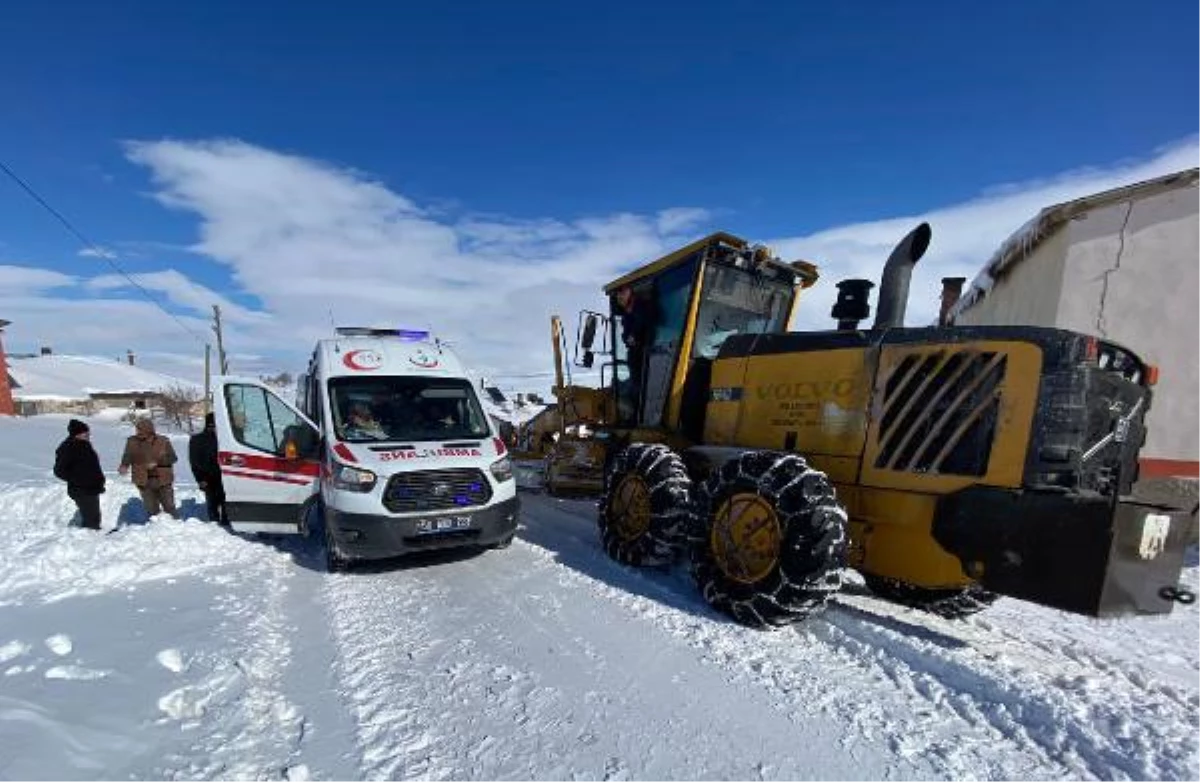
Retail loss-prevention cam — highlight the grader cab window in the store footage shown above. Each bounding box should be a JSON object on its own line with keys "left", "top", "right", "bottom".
{"left": 633, "top": 259, "right": 700, "bottom": 424}
{"left": 676, "top": 262, "right": 796, "bottom": 441}
{"left": 692, "top": 264, "right": 793, "bottom": 359}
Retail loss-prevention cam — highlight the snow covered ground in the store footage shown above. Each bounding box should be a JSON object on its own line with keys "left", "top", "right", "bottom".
{"left": 0, "top": 414, "right": 1196, "bottom": 780}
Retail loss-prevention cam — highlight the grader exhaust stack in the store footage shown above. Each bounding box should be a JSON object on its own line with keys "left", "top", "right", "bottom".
{"left": 873, "top": 221, "right": 932, "bottom": 329}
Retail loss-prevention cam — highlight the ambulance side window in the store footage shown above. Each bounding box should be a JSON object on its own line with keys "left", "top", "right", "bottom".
{"left": 265, "top": 394, "right": 307, "bottom": 455}
{"left": 225, "top": 385, "right": 277, "bottom": 454}
{"left": 224, "top": 384, "right": 317, "bottom": 457}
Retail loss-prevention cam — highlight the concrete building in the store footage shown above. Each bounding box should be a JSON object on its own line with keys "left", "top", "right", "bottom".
{"left": 950, "top": 168, "right": 1199, "bottom": 481}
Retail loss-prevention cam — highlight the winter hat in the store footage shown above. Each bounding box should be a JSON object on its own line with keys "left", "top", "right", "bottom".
{"left": 68, "top": 419, "right": 90, "bottom": 437}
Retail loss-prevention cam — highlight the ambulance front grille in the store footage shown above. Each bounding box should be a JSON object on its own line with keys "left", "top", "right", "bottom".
{"left": 383, "top": 468, "right": 493, "bottom": 513}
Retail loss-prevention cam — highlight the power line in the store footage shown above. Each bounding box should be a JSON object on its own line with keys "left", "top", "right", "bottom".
{"left": 485, "top": 370, "right": 567, "bottom": 380}
{"left": 482, "top": 369, "right": 603, "bottom": 380}
{"left": 0, "top": 159, "right": 208, "bottom": 345}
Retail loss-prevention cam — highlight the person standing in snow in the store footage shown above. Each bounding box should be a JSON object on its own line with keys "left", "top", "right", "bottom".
{"left": 119, "top": 417, "right": 179, "bottom": 518}
{"left": 53, "top": 419, "right": 106, "bottom": 530}
{"left": 189, "top": 412, "right": 229, "bottom": 528}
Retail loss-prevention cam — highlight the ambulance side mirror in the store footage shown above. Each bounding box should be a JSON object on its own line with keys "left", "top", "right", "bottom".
{"left": 284, "top": 424, "right": 320, "bottom": 460}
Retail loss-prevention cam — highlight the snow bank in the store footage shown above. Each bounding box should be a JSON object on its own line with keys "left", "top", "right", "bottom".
{"left": 0, "top": 415, "right": 284, "bottom": 604}
{"left": 0, "top": 483, "right": 289, "bottom": 605}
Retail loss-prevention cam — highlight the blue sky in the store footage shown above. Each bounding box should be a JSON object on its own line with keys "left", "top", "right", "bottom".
{"left": 0, "top": 0, "right": 1197, "bottom": 385}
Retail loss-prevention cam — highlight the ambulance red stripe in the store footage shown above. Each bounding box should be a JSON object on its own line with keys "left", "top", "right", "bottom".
{"left": 221, "top": 467, "right": 314, "bottom": 486}
{"left": 218, "top": 451, "right": 320, "bottom": 477}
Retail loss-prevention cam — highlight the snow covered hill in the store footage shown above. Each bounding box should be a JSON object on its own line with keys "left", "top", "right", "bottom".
{"left": 0, "top": 414, "right": 1196, "bottom": 780}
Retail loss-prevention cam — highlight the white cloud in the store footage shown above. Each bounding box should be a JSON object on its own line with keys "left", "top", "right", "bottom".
{"left": 119, "top": 138, "right": 716, "bottom": 379}
{"left": 85, "top": 269, "right": 268, "bottom": 327}
{"left": 0, "top": 294, "right": 210, "bottom": 372}
{"left": 771, "top": 135, "right": 1199, "bottom": 330}
{"left": 78, "top": 246, "right": 117, "bottom": 259}
{"left": 4, "top": 135, "right": 1196, "bottom": 398}
{"left": 0, "top": 266, "right": 75, "bottom": 294}
{"left": 0, "top": 288, "right": 280, "bottom": 382}
{"left": 656, "top": 207, "right": 712, "bottom": 234}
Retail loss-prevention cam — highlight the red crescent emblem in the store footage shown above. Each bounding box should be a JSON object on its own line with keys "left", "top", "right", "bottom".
{"left": 343, "top": 350, "right": 382, "bottom": 371}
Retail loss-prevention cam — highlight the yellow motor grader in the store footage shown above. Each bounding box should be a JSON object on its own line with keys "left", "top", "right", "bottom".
{"left": 545, "top": 223, "right": 1194, "bottom": 628}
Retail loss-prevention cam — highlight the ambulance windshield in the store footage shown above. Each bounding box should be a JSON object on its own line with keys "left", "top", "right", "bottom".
{"left": 329, "top": 376, "right": 491, "bottom": 443}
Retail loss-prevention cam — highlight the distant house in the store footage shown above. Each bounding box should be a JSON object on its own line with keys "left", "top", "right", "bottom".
{"left": 479, "top": 389, "right": 547, "bottom": 447}
{"left": 8, "top": 354, "right": 202, "bottom": 417}
{"left": 949, "top": 168, "right": 1199, "bottom": 480}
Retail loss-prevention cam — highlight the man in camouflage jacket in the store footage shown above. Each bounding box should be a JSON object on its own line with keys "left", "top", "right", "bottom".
{"left": 119, "top": 417, "right": 179, "bottom": 518}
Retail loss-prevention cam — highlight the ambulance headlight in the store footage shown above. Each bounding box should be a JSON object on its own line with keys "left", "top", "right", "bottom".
{"left": 489, "top": 456, "right": 513, "bottom": 483}
{"left": 333, "top": 463, "right": 377, "bottom": 492}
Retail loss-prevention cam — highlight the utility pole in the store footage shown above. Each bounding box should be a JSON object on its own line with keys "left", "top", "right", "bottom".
{"left": 204, "top": 343, "right": 212, "bottom": 413}
{"left": 212, "top": 305, "right": 229, "bottom": 374}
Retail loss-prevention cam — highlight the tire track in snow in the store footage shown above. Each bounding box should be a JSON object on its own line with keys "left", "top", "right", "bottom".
{"left": 819, "top": 604, "right": 1195, "bottom": 780}
{"left": 322, "top": 561, "right": 593, "bottom": 780}
{"left": 323, "top": 569, "right": 453, "bottom": 779}
{"left": 967, "top": 607, "right": 1199, "bottom": 713}
{"left": 318, "top": 541, "right": 885, "bottom": 781}
{"left": 512, "top": 529, "right": 1019, "bottom": 777}
{"left": 516, "top": 493, "right": 1199, "bottom": 781}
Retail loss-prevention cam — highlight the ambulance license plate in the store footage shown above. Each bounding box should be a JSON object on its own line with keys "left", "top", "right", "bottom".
{"left": 415, "top": 516, "right": 472, "bottom": 534}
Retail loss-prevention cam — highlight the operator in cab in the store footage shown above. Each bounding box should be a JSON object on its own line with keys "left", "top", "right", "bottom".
{"left": 614, "top": 283, "right": 654, "bottom": 419}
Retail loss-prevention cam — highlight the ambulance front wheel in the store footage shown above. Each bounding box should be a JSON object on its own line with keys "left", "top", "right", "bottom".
{"left": 299, "top": 495, "right": 321, "bottom": 539}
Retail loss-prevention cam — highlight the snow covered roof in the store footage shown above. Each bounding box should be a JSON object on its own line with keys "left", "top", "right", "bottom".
{"left": 480, "top": 396, "right": 548, "bottom": 428}
{"left": 950, "top": 167, "right": 1199, "bottom": 320}
{"left": 8, "top": 354, "right": 201, "bottom": 401}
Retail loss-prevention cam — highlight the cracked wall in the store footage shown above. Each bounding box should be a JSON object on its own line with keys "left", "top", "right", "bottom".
{"left": 1059, "top": 185, "right": 1198, "bottom": 464}
{"left": 956, "top": 182, "right": 1198, "bottom": 467}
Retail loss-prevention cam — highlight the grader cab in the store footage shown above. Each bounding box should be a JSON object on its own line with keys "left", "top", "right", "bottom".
{"left": 551, "top": 223, "right": 1194, "bottom": 628}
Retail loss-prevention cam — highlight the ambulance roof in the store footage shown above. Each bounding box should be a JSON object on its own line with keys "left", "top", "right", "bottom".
{"left": 315, "top": 331, "right": 469, "bottom": 380}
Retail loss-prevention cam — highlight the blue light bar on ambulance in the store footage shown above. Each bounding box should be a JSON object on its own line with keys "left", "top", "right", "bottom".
{"left": 335, "top": 327, "right": 430, "bottom": 341}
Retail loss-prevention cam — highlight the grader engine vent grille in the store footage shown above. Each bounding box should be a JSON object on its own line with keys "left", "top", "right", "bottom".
{"left": 876, "top": 350, "right": 1007, "bottom": 476}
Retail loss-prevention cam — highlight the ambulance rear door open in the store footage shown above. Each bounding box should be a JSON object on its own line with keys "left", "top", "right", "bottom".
{"left": 212, "top": 377, "right": 321, "bottom": 535}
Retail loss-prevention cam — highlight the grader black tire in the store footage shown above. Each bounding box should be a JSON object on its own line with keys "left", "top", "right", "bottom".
{"left": 597, "top": 444, "right": 693, "bottom": 567}
{"left": 691, "top": 451, "right": 848, "bottom": 629}
{"left": 862, "top": 574, "right": 998, "bottom": 620}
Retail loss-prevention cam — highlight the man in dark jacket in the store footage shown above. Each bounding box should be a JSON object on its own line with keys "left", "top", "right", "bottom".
{"left": 53, "top": 419, "right": 105, "bottom": 530}
{"left": 189, "top": 413, "right": 229, "bottom": 527}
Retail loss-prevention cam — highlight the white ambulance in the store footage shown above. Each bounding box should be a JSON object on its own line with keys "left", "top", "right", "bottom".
{"left": 211, "top": 327, "right": 519, "bottom": 570}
